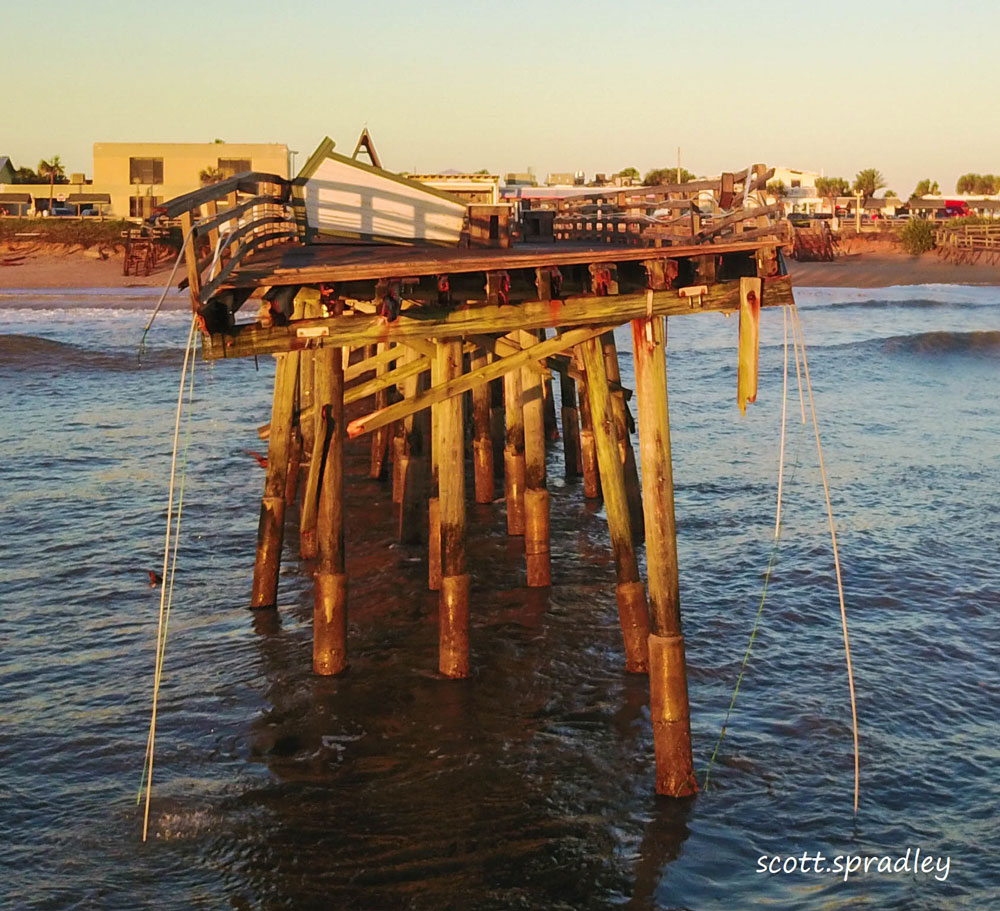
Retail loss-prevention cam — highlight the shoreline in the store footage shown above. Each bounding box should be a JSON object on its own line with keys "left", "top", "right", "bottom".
{"left": 2, "top": 247, "right": 1000, "bottom": 293}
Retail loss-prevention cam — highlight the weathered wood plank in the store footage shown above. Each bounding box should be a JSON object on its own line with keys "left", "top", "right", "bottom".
{"left": 346, "top": 324, "right": 613, "bottom": 439}
{"left": 201, "top": 276, "right": 794, "bottom": 359}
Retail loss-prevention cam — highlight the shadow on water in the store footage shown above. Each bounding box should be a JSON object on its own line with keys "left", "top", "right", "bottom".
{"left": 206, "top": 433, "right": 695, "bottom": 910}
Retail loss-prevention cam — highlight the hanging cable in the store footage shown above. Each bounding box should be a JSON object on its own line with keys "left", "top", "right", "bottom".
{"left": 704, "top": 303, "right": 795, "bottom": 791}
{"left": 789, "top": 303, "right": 860, "bottom": 814}
{"left": 139, "top": 314, "right": 199, "bottom": 841}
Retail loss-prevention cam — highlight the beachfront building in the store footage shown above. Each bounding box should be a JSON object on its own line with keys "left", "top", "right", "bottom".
{"left": 766, "top": 166, "right": 824, "bottom": 213}
{"left": 545, "top": 171, "right": 585, "bottom": 187}
{"left": 402, "top": 172, "right": 501, "bottom": 205}
{"left": 92, "top": 141, "right": 289, "bottom": 219}
{"left": 0, "top": 157, "right": 14, "bottom": 184}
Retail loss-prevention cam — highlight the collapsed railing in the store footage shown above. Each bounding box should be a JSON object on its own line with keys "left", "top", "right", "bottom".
{"left": 549, "top": 165, "right": 789, "bottom": 246}
{"left": 149, "top": 171, "right": 297, "bottom": 312}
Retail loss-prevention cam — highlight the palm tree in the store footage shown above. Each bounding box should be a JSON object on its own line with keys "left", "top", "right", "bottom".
{"left": 815, "top": 177, "right": 849, "bottom": 214}
{"left": 852, "top": 168, "right": 886, "bottom": 203}
{"left": 37, "top": 156, "right": 65, "bottom": 214}
{"left": 199, "top": 165, "right": 224, "bottom": 185}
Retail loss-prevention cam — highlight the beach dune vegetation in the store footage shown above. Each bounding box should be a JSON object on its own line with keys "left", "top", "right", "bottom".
{"left": 898, "top": 217, "right": 936, "bottom": 255}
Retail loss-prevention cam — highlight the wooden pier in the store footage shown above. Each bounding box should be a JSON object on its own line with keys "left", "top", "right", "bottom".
{"left": 153, "top": 149, "right": 794, "bottom": 798}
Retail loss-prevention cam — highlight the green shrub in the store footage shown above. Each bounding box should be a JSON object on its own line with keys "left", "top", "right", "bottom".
{"left": 898, "top": 218, "right": 936, "bottom": 255}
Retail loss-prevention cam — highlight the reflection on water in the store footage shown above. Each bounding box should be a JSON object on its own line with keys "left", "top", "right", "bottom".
{"left": 0, "top": 285, "right": 998, "bottom": 909}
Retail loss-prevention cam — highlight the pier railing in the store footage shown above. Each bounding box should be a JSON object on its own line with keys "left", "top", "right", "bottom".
{"left": 935, "top": 223, "right": 1000, "bottom": 263}
{"left": 149, "top": 171, "right": 298, "bottom": 312}
{"left": 550, "top": 166, "right": 786, "bottom": 246}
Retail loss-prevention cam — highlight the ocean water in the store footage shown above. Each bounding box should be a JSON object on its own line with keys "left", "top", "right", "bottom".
{"left": 0, "top": 283, "right": 997, "bottom": 910}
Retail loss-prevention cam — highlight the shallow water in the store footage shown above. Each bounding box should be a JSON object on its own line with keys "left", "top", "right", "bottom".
{"left": 1, "top": 284, "right": 997, "bottom": 910}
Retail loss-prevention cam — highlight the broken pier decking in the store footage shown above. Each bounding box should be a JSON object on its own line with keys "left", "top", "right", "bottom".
{"left": 155, "top": 161, "right": 792, "bottom": 798}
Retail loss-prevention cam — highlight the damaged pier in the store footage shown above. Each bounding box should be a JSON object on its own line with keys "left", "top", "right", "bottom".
{"left": 154, "top": 139, "right": 793, "bottom": 797}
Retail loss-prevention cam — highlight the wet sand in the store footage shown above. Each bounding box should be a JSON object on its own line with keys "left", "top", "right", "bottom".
{"left": 2, "top": 246, "right": 999, "bottom": 291}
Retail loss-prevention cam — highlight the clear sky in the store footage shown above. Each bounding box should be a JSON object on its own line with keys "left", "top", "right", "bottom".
{"left": 3, "top": 0, "right": 998, "bottom": 195}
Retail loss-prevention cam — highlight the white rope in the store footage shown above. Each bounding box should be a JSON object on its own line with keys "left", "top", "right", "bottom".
{"left": 789, "top": 303, "right": 861, "bottom": 813}
{"left": 141, "top": 314, "right": 199, "bottom": 841}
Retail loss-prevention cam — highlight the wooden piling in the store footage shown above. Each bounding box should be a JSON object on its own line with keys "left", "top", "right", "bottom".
{"left": 579, "top": 337, "right": 650, "bottom": 672}
{"left": 437, "top": 339, "right": 470, "bottom": 677}
{"left": 250, "top": 352, "right": 297, "bottom": 609}
{"left": 559, "top": 361, "right": 582, "bottom": 478}
{"left": 313, "top": 346, "right": 347, "bottom": 675}
{"left": 503, "top": 344, "right": 527, "bottom": 535}
{"left": 602, "top": 332, "right": 644, "bottom": 539}
{"left": 538, "top": 330, "right": 559, "bottom": 441}
{"left": 298, "top": 298, "right": 321, "bottom": 560}
{"left": 631, "top": 316, "right": 696, "bottom": 796}
{"left": 370, "top": 342, "right": 391, "bottom": 479}
{"left": 575, "top": 349, "right": 601, "bottom": 499}
{"left": 471, "top": 347, "right": 495, "bottom": 504}
{"left": 284, "top": 355, "right": 303, "bottom": 506}
{"left": 398, "top": 347, "right": 428, "bottom": 545}
{"left": 520, "top": 330, "right": 551, "bottom": 586}
{"left": 428, "top": 345, "right": 443, "bottom": 591}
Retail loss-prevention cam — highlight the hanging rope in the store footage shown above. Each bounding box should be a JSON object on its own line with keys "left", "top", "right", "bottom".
{"left": 789, "top": 303, "right": 860, "bottom": 814}
{"left": 139, "top": 314, "right": 199, "bottom": 841}
{"left": 704, "top": 303, "right": 798, "bottom": 791}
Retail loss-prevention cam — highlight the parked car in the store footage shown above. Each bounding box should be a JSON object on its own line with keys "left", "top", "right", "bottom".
{"left": 44, "top": 206, "right": 75, "bottom": 217}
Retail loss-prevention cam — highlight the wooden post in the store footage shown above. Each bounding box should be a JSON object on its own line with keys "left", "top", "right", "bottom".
{"left": 559, "top": 362, "right": 582, "bottom": 478}
{"left": 398, "top": 347, "right": 428, "bottom": 545}
{"left": 631, "top": 316, "right": 696, "bottom": 796}
{"left": 437, "top": 339, "right": 470, "bottom": 677}
{"left": 428, "top": 346, "right": 443, "bottom": 591}
{"left": 284, "top": 369, "right": 302, "bottom": 507}
{"left": 503, "top": 341, "right": 526, "bottom": 535}
{"left": 520, "top": 330, "right": 551, "bottom": 587}
{"left": 298, "top": 298, "right": 321, "bottom": 560}
{"left": 602, "top": 332, "right": 644, "bottom": 540}
{"left": 579, "top": 337, "right": 650, "bottom": 673}
{"left": 370, "top": 342, "right": 391, "bottom": 479}
{"left": 575, "top": 348, "right": 601, "bottom": 499}
{"left": 538, "top": 330, "right": 559, "bottom": 442}
{"left": 489, "top": 377, "right": 505, "bottom": 477}
{"left": 250, "top": 352, "right": 297, "bottom": 609}
{"left": 471, "top": 347, "right": 495, "bottom": 504}
{"left": 313, "top": 346, "right": 347, "bottom": 675}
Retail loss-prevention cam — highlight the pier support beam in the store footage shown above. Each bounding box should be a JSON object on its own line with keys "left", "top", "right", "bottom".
{"left": 370, "top": 342, "right": 391, "bottom": 479}
{"left": 559, "top": 360, "right": 582, "bottom": 478}
{"left": 503, "top": 344, "right": 527, "bottom": 535}
{"left": 298, "top": 300, "right": 321, "bottom": 560}
{"left": 579, "top": 337, "right": 650, "bottom": 673}
{"left": 251, "top": 352, "right": 297, "bottom": 609}
{"left": 398, "top": 348, "right": 428, "bottom": 545}
{"left": 575, "top": 348, "right": 601, "bottom": 499}
{"left": 313, "top": 346, "right": 347, "bottom": 675}
{"left": 631, "top": 315, "right": 696, "bottom": 797}
{"left": 437, "top": 340, "right": 470, "bottom": 677}
{"left": 520, "top": 330, "right": 551, "bottom": 587}
{"left": 602, "top": 332, "right": 645, "bottom": 540}
{"left": 471, "top": 348, "right": 495, "bottom": 504}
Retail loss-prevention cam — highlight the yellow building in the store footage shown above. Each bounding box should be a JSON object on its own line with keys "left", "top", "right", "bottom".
{"left": 92, "top": 141, "right": 289, "bottom": 218}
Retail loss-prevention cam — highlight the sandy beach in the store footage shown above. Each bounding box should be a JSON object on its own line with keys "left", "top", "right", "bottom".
{"left": 2, "top": 244, "right": 1000, "bottom": 292}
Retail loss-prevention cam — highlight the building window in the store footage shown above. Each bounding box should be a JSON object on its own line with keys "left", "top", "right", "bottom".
{"left": 129, "top": 158, "right": 164, "bottom": 185}
{"left": 791, "top": 179, "right": 801, "bottom": 188}
{"left": 218, "top": 158, "right": 252, "bottom": 178}
{"left": 130, "top": 195, "right": 162, "bottom": 218}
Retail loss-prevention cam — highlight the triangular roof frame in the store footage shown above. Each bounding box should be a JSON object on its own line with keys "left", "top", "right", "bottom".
{"left": 352, "top": 128, "right": 382, "bottom": 170}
